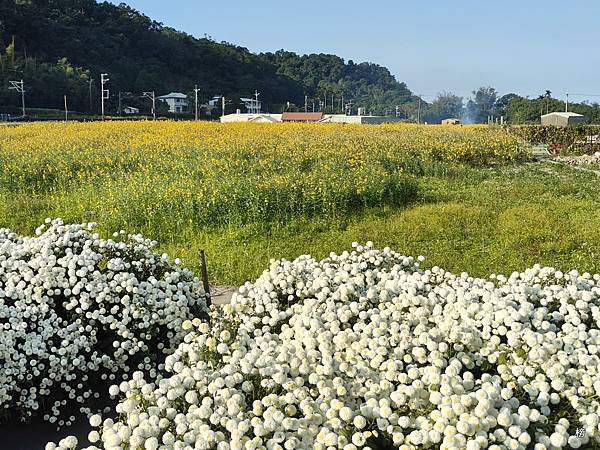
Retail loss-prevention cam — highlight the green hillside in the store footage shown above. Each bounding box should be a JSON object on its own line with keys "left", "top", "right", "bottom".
{"left": 0, "top": 0, "right": 416, "bottom": 115}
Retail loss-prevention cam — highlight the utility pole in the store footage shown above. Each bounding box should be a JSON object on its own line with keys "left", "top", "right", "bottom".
{"left": 100, "top": 73, "right": 109, "bottom": 120}
{"left": 88, "top": 77, "right": 94, "bottom": 113}
{"left": 417, "top": 95, "right": 422, "bottom": 124}
{"left": 254, "top": 90, "right": 261, "bottom": 114}
{"left": 304, "top": 95, "right": 308, "bottom": 113}
{"left": 118, "top": 91, "right": 131, "bottom": 116}
{"left": 8, "top": 80, "right": 25, "bottom": 117}
{"left": 341, "top": 94, "right": 344, "bottom": 114}
{"left": 565, "top": 93, "right": 569, "bottom": 113}
{"left": 222, "top": 96, "right": 226, "bottom": 118}
{"left": 194, "top": 85, "right": 201, "bottom": 120}
{"left": 64, "top": 95, "right": 68, "bottom": 122}
{"left": 142, "top": 91, "right": 156, "bottom": 120}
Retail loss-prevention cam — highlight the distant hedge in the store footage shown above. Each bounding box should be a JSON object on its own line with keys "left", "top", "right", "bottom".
{"left": 510, "top": 125, "right": 600, "bottom": 155}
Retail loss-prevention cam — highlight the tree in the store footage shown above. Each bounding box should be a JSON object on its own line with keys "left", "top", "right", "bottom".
{"left": 544, "top": 90, "right": 552, "bottom": 115}
{"left": 423, "top": 92, "right": 463, "bottom": 124}
{"left": 466, "top": 87, "right": 498, "bottom": 123}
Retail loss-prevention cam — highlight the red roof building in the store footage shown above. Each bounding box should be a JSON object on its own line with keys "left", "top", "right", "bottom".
{"left": 281, "top": 112, "right": 324, "bottom": 122}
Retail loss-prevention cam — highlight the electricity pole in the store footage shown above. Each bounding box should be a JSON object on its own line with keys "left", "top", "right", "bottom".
{"left": 305, "top": 95, "right": 308, "bottom": 113}
{"left": 222, "top": 96, "right": 226, "bottom": 118}
{"left": 8, "top": 80, "right": 25, "bottom": 117}
{"left": 64, "top": 95, "right": 68, "bottom": 122}
{"left": 118, "top": 91, "right": 131, "bottom": 116}
{"left": 565, "top": 93, "right": 569, "bottom": 113}
{"left": 142, "top": 91, "right": 156, "bottom": 120}
{"left": 417, "top": 95, "right": 422, "bottom": 124}
{"left": 100, "top": 73, "right": 109, "bottom": 120}
{"left": 88, "top": 77, "right": 94, "bottom": 113}
{"left": 254, "top": 90, "right": 260, "bottom": 114}
{"left": 194, "top": 85, "right": 201, "bottom": 120}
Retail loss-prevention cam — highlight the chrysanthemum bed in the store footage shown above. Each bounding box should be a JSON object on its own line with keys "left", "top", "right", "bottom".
{"left": 50, "top": 243, "right": 600, "bottom": 449}
{"left": 0, "top": 220, "right": 207, "bottom": 427}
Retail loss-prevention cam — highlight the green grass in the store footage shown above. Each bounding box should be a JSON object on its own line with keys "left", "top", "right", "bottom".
{"left": 137, "top": 161, "right": 600, "bottom": 284}
{"left": 3, "top": 157, "right": 599, "bottom": 286}
{"left": 1, "top": 122, "right": 598, "bottom": 286}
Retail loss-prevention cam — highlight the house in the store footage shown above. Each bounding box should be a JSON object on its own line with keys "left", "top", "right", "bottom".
{"left": 541, "top": 112, "right": 584, "bottom": 127}
{"left": 220, "top": 113, "right": 282, "bottom": 123}
{"left": 318, "top": 114, "right": 403, "bottom": 125}
{"left": 122, "top": 106, "right": 139, "bottom": 115}
{"left": 198, "top": 96, "right": 223, "bottom": 116}
{"left": 240, "top": 97, "right": 262, "bottom": 114}
{"left": 281, "top": 112, "right": 323, "bottom": 122}
{"left": 157, "top": 92, "right": 189, "bottom": 113}
{"left": 219, "top": 112, "right": 403, "bottom": 125}
{"left": 441, "top": 118, "right": 461, "bottom": 125}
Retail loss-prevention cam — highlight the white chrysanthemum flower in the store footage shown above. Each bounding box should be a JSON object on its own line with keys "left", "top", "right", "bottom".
{"left": 42, "top": 243, "right": 600, "bottom": 449}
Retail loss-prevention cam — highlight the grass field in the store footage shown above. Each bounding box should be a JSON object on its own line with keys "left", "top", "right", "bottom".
{"left": 2, "top": 121, "right": 599, "bottom": 285}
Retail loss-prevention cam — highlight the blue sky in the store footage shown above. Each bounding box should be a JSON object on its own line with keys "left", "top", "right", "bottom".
{"left": 108, "top": 0, "right": 600, "bottom": 102}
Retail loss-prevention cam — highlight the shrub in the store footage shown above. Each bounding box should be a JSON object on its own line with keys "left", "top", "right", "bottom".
{"left": 56, "top": 243, "right": 600, "bottom": 449}
{"left": 0, "top": 219, "right": 207, "bottom": 426}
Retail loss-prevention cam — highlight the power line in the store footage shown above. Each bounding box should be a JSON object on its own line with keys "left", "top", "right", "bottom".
{"left": 8, "top": 79, "right": 25, "bottom": 117}
{"left": 142, "top": 91, "right": 156, "bottom": 120}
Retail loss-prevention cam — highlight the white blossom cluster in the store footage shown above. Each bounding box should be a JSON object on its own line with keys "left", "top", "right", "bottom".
{"left": 0, "top": 219, "right": 207, "bottom": 426}
{"left": 51, "top": 243, "right": 600, "bottom": 449}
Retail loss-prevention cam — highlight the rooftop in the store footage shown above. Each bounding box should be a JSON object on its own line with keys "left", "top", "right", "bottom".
{"left": 281, "top": 112, "right": 324, "bottom": 122}
{"left": 541, "top": 112, "right": 584, "bottom": 118}
{"left": 157, "top": 92, "right": 188, "bottom": 99}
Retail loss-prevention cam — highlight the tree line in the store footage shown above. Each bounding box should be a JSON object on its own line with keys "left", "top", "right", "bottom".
{"left": 421, "top": 87, "right": 600, "bottom": 125}
{"left": 0, "top": 0, "right": 418, "bottom": 117}
{"left": 2, "top": 0, "right": 599, "bottom": 122}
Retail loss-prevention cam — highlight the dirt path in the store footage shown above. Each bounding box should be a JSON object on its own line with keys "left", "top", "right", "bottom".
{"left": 544, "top": 159, "right": 600, "bottom": 177}
{"left": 531, "top": 148, "right": 600, "bottom": 177}
{"left": 209, "top": 285, "right": 238, "bottom": 305}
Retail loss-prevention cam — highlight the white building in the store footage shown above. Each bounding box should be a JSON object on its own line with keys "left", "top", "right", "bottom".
{"left": 201, "top": 96, "right": 222, "bottom": 115}
{"left": 541, "top": 111, "right": 584, "bottom": 127}
{"left": 240, "top": 97, "right": 262, "bottom": 114}
{"left": 208, "top": 96, "right": 221, "bottom": 108}
{"left": 220, "top": 113, "right": 403, "bottom": 124}
{"left": 318, "top": 114, "right": 403, "bottom": 124}
{"left": 122, "top": 106, "right": 139, "bottom": 115}
{"left": 220, "top": 113, "right": 281, "bottom": 123}
{"left": 157, "top": 92, "right": 189, "bottom": 113}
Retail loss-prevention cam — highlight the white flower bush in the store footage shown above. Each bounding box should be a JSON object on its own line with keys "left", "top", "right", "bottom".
{"left": 0, "top": 219, "right": 207, "bottom": 426}
{"left": 49, "top": 243, "right": 600, "bottom": 449}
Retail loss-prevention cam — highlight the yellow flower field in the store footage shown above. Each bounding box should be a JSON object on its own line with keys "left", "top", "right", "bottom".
{"left": 0, "top": 121, "right": 524, "bottom": 238}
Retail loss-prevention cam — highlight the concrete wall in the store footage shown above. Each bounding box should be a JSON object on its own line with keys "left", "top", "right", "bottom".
{"left": 321, "top": 115, "right": 403, "bottom": 124}
{"left": 220, "top": 114, "right": 282, "bottom": 123}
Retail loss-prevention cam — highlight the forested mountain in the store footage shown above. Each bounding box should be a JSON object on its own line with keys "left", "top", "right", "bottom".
{"left": 260, "top": 51, "right": 415, "bottom": 114}
{"left": 0, "top": 0, "right": 417, "bottom": 115}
